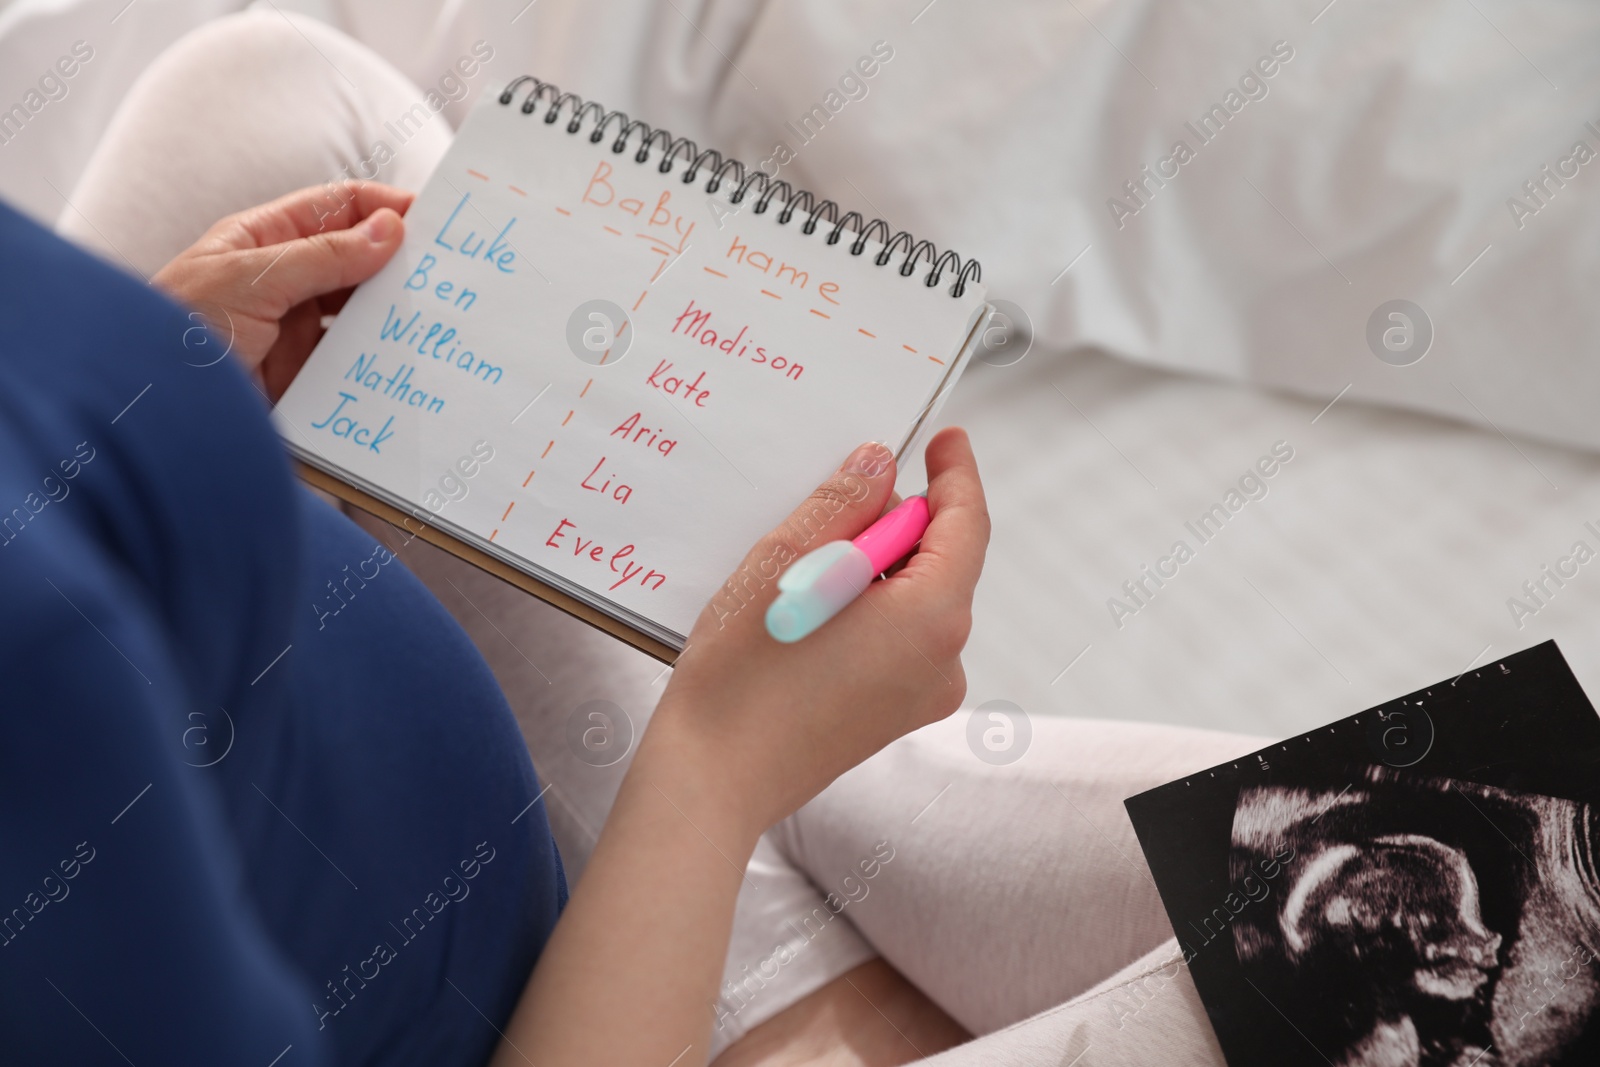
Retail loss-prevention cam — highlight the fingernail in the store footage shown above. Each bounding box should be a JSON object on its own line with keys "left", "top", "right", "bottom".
{"left": 844, "top": 441, "right": 894, "bottom": 478}
{"left": 362, "top": 210, "right": 396, "bottom": 243}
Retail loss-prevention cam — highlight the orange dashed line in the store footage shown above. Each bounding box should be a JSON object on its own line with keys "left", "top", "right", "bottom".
{"left": 541, "top": 441, "right": 554, "bottom": 459}
{"left": 509, "top": 185, "right": 527, "bottom": 197}
{"left": 523, "top": 470, "right": 536, "bottom": 487}
{"left": 467, "top": 169, "right": 489, "bottom": 181}
{"left": 632, "top": 290, "right": 648, "bottom": 311}
{"left": 902, "top": 344, "right": 919, "bottom": 354}
{"left": 809, "top": 308, "right": 831, "bottom": 319}
{"left": 760, "top": 289, "right": 782, "bottom": 300}
{"left": 489, "top": 528, "right": 500, "bottom": 541}
{"left": 927, "top": 355, "right": 946, "bottom": 365}
{"left": 501, "top": 501, "right": 515, "bottom": 522}
{"left": 562, "top": 410, "right": 574, "bottom": 427}
{"left": 858, "top": 328, "right": 877, "bottom": 338}
{"left": 703, "top": 267, "right": 729, "bottom": 278}
{"left": 616, "top": 320, "right": 629, "bottom": 337}
{"left": 600, "top": 349, "right": 611, "bottom": 365}
{"left": 555, "top": 206, "right": 572, "bottom": 216}
{"left": 603, "top": 225, "right": 623, "bottom": 236}
{"left": 580, "top": 378, "right": 593, "bottom": 398}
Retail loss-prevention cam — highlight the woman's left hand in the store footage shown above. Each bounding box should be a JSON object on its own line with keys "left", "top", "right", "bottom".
{"left": 153, "top": 182, "right": 411, "bottom": 401}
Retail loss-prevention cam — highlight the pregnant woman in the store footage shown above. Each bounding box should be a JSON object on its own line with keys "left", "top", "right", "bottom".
{"left": 4, "top": 10, "right": 1268, "bottom": 1066}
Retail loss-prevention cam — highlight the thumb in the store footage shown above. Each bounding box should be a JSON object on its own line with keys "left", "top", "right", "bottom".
{"left": 704, "top": 442, "right": 897, "bottom": 630}
{"left": 248, "top": 207, "right": 405, "bottom": 312}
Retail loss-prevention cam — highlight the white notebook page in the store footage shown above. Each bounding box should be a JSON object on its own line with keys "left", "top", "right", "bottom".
{"left": 275, "top": 88, "right": 988, "bottom": 645}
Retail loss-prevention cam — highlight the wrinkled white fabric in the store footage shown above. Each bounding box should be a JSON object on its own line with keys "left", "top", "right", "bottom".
{"left": 301, "top": 0, "right": 1600, "bottom": 451}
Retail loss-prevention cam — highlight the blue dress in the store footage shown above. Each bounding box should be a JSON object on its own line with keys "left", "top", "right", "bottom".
{"left": 0, "top": 201, "right": 566, "bottom": 1066}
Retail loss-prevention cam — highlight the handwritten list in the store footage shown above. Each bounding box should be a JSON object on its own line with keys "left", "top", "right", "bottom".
{"left": 275, "top": 89, "right": 989, "bottom": 643}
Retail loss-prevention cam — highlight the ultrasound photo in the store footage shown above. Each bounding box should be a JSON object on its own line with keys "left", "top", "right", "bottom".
{"left": 1126, "top": 642, "right": 1600, "bottom": 1067}
{"left": 1232, "top": 769, "right": 1600, "bottom": 1066}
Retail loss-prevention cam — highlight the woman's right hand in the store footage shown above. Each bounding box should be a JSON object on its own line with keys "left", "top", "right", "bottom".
{"left": 498, "top": 428, "right": 986, "bottom": 1067}
{"left": 640, "top": 427, "right": 990, "bottom": 842}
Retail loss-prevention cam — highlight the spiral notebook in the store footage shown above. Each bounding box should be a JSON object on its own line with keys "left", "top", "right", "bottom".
{"left": 1125, "top": 641, "right": 1600, "bottom": 1067}
{"left": 273, "top": 78, "right": 991, "bottom": 661}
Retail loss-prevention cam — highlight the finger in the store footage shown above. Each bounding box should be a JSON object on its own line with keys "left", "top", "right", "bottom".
{"left": 765, "top": 441, "right": 896, "bottom": 554}
{"left": 247, "top": 207, "right": 405, "bottom": 312}
{"left": 903, "top": 428, "right": 988, "bottom": 601}
{"left": 705, "top": 442, "right": 896, "bottom": 626}
{"left": 259, "top": 300, "right": 326, "bottom": 402}
{"left": 230, "top": 182, "right": 415, "bottom": 247}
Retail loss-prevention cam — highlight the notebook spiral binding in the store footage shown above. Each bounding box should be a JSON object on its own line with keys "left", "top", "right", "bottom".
{"left": 499, "top": 76, "right": 982, "bottom": 298}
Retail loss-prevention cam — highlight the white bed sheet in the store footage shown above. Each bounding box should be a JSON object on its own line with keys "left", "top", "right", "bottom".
{"left": 945, "top": 340, "right": 1600, "bottom": 738}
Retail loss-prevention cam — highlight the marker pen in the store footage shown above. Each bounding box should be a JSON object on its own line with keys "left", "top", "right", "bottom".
{"left": 765, "top": 492, "right": 930, "bottom": 643}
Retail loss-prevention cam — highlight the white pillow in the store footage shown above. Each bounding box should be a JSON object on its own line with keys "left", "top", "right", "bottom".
{"left": 696, "top": 0, "right": 1600, "bottom": 452}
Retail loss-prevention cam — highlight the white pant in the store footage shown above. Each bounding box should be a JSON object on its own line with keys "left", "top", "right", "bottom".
{"left": 57, "top": 13, "right": 1260, "bottom": 1064}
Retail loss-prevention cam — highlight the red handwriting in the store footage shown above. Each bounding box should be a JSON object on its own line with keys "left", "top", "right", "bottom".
{"left": 580, "top": 456, "right": 633, "bottom": 504}
{"left": 646, "top": 360, "right": 712, "bottom": 406}
{"left": 671, "top": 299, "right": 804, "bottom": 382}
{"left": 611, "top": 413, "right": 678, "bottom": 456}
{"left": 545, "top": 519, "right": 667, "bottom": 592}
{"left": 726, "top": 233, "right": 841, "bottom": 305}
{"left": 579, "top": 160, "right": 695, "bottom": 257}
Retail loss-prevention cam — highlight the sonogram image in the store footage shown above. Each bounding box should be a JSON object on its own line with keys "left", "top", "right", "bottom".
{"left": 1126, "top": 643, "right": 1600, "bottom": 1067}
{"left": 1230, "top": 769, "right": 1600, "bottom": 1067}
